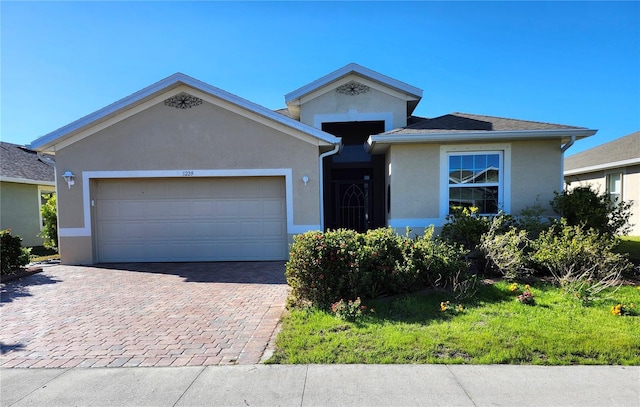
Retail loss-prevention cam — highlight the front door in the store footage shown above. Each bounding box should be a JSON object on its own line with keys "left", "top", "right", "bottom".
{"left": 321, "top": 121, "right": 385, "bottom": 231}
{"left": 333, "top": 177, "right": 372, "bottom": 232}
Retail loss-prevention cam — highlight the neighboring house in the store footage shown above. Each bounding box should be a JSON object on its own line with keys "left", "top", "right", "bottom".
{"left": 564, "top": 131, "right": 640, "bottom": 235}
{"left": 0, "top": 142, "right": 56, "bottom": 247}
{"left": 29, "top": 63, "right": 596, "bottom": 264}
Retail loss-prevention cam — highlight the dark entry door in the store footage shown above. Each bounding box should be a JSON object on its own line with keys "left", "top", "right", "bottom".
{"left": 333, "top": 177, "right": 372, "bottom": 232}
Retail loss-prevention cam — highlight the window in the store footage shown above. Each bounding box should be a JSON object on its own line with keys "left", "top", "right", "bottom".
{"left": 607, "top": 172, "right": 622, "bottom": 204}
{"left": 448, "top": 152, "right": 502, "bottom": 214}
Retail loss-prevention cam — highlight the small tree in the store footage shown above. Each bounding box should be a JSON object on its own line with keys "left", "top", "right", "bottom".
{"left": 39, "top": 193, "right": 58, "bottom": 250}
{"left": 550, "top": 186, "right": 632, "bottom": 236}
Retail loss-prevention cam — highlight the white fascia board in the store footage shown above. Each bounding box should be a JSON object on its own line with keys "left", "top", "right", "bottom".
{"left": 366, "top": 129, "right": 597, "bottom": 153}
{"left": 0, "top": 176, "right": 55, "bottom": 186}
{"left": 285, "top": 63, "right": 423, "bottom": 104}
{"left": 564, "top": 157, "right": 640, "bottom": 176}
{"left": 30, "top": 73, "right": 340, "bottom": 151}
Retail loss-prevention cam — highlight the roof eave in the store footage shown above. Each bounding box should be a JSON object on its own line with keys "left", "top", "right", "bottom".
{"left": 564, "top": 157, "right": 640, "bottom": 176}
{"left": 0, "top": 176, "right": 55, "bottom": 186}
{"left": 366, "top": 129, "right": 597, "bottom": 154}
{"left": 30, "top": 73, "right": 341, "bottom": 152}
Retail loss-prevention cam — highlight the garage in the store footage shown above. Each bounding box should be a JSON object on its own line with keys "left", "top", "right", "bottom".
{"left": 94, "top": 177, "right": 287, "bottom": 262}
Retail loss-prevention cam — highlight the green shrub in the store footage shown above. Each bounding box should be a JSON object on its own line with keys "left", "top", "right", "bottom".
{"left": 39, "top": 193, "right": 58, "bottom": 250}
{"left": 530, "top": 220, "right": 633, "bottom": 303}
{"left": 285, "top": 229, "right": 361, "bottom": 309}
{"left": 550, "top": 186, "right": 632, "bottom": 236}
{"left": 479, "top": 216, "right": 532, "bottom": 280}
{"left": 413, "top": 228, "right": 468, "bottom": 289}
{"left": 1, "top": 230, "right": 31, "bottom": 275}
{"left": 514, "top": 202, "right": 551, "bottom": 238}
{"left": 360, "top": 228, "right": 415, "bottom": 296}
{"left": 285, "top": 228, "right": 468, "bottom": 310}
{"left": 440, "top": 207, "right": 491, "bottom": 254}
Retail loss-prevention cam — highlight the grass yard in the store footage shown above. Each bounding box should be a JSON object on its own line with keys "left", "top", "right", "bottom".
{"left": 617, "top": 236, "right": 640, "bottom": 262}
{"left": 268, "top": 281, "right": 640, "bottom": 365}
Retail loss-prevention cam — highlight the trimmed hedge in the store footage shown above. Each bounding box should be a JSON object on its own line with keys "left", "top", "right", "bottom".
{"left": 285, "top": 227, "right": 467, "bottom": 309}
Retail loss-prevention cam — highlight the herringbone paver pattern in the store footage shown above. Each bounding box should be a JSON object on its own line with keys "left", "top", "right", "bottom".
{"left": 0, "top": 262, "right": 288, "bottom": 368}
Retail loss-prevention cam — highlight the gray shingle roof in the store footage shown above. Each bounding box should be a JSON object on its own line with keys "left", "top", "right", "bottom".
{"left": 0, "top": 142, "right": 55, "bottom": 183}
{"left": 565, "top": 131, "right": 640, "bottom": 171}
{"left": 385, "top": 112, "right": 586, "bottom": 135}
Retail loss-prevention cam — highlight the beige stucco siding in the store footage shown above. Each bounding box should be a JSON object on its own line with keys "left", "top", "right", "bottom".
{"left": 299, "top": 84, "right": 408, "bottom": 130}
{"left": 510, "top": 140, "right": 561, "bottom": 216}
{"left": 386, "top": 140, "right": 563, "bottom": 233}
{"left": 565, "top": 164, "right": 640, "bottom": 235}
{"left": 0, "top": 182, "right": 48, "bottom": 247}
{"left": 387, "top": 144, "right": 440, "bottom": 220}
{"left": 54, "top": 98, "right": 323, "bottom": 263}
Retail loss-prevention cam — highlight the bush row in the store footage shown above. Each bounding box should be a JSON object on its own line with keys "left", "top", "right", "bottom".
{"left": 285, "top": 227, "right": 468, "bottom": 309}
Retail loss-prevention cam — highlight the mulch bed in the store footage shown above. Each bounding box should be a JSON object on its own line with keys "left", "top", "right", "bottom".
{"left": 0, "top": 267, "right": 44, "bottom": 283}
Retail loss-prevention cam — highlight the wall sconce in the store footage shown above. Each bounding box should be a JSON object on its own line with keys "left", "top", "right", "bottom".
{"left": 302, "top": 176, "right": 309, "bottom": 186}
{"left": 62, "top": 171, "right": 75, "bottom": 189}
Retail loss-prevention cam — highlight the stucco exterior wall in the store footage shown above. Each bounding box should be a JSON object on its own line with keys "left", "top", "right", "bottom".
{"left": 387, "top": 144, "right": 441, "bottom": 220}
{"left": 386, "top": 139, "right": 562, "bottom": 235}
{"left": 54, "top": 98, "right": 323, "bottom": 263}
{"left": 299, "top": 79, "right": 408, "bottom": 130}
{"left": 510, "top": 140, "right": 561, "bottom": 216}
{"left": 565, "top": 164, "right": 640, "bottom": 235}
{"left": 0, "top": 182, "right": 48, "bottom": 247}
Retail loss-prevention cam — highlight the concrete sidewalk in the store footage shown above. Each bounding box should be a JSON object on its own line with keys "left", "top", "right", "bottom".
{"left": 2, "top": 365, "right": 638, "bottom": 406}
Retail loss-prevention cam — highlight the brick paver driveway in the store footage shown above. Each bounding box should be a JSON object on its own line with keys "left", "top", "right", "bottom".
{"left": 0, "top": 262, "right": 289, "bottom": 368}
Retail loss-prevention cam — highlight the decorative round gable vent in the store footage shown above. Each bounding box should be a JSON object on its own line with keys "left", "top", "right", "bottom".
{"left": 335, "top": 81, "right": 370, "bottom": 96}
{"left": 164, "top": 92, "right": 203, "bottom": 109}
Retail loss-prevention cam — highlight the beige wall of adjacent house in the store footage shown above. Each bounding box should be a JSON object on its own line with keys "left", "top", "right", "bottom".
{"left": 54, "top": 99, "right": 323, "bottom": 263}
{"left": 565, "top": 164, "right": 640, "bottom": 235}
{"left": 299, "top": 79, "right": 408, "bottom": 130}
{"left": 386, "top": 139, "right": 562, "bottom": 235}
{"left": 0, "top": 181, "right": 50, "bottom": 247}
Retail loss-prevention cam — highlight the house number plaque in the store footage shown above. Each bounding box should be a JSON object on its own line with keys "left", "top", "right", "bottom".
{"left": 182, "top": 171, "right": 194, "bottom": 177}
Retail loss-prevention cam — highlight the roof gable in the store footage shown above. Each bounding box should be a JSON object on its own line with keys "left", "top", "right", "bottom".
{"left": 284, "top": 63, "right": 423, "bottom": 120}
{"left": 30, "top": 73, "right": 341, "bottom": 152}
{"left": 0, "top": 142, "right": 55, "bottom": 184}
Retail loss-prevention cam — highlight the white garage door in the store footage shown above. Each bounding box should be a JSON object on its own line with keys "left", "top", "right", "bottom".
{"left": 95, "top": 177, "right": 287, "bottom": 262}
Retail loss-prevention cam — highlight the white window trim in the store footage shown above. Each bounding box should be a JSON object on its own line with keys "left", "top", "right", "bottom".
{"left": 37, "top": 185, "right": 56, "bottom": 231}
{"left": 57, "top": 169, "right": 319, "bottom": 237}
{"left": 605, "top": 170, "right": 625, "bottom": 202}
{"left": 439, "top": 144, "right": 511, "bottom": 219}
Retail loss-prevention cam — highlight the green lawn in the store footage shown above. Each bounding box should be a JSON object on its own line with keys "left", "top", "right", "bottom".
{"left": 617, "top": 236, "right": 640, "bottom": 262}
{"left": 268, "top": 281, "right": 640, "bottom": 365}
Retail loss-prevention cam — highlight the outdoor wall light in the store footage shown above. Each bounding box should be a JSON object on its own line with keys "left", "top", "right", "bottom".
{"left": 62, "top": 171, "right": 75, "bottom": 189}
{"left": 302, "top": 176, "right": 309, "bottom": 186}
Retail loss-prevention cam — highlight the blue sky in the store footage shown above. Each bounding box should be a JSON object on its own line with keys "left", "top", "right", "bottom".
{"left": 2, "top": 1, "right": 638, "bottom": 156}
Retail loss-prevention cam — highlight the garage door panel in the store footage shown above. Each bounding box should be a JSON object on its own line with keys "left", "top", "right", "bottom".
{"left": 95, "top": 177, "right": 287, "bottom": 262}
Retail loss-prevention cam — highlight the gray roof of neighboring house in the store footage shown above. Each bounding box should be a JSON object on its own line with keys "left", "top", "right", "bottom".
{"left": 565, "top": 131, "right": 640, "bottom": 172}
{"left": 384, "top": 112, "right": 586, "bottom": 135}
{"left": 0, "top": 142, "right": 55, "bottom": 183}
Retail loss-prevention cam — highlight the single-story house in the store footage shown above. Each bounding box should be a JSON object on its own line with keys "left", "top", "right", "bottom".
{"left": 30, "top": 63, "right": 597, "bottom": 264}
{"left": 564, "top": 131, "right": 640, "bottom": 235}
{"left": 0, "top": 141, "right": 56, "bottom": 247}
